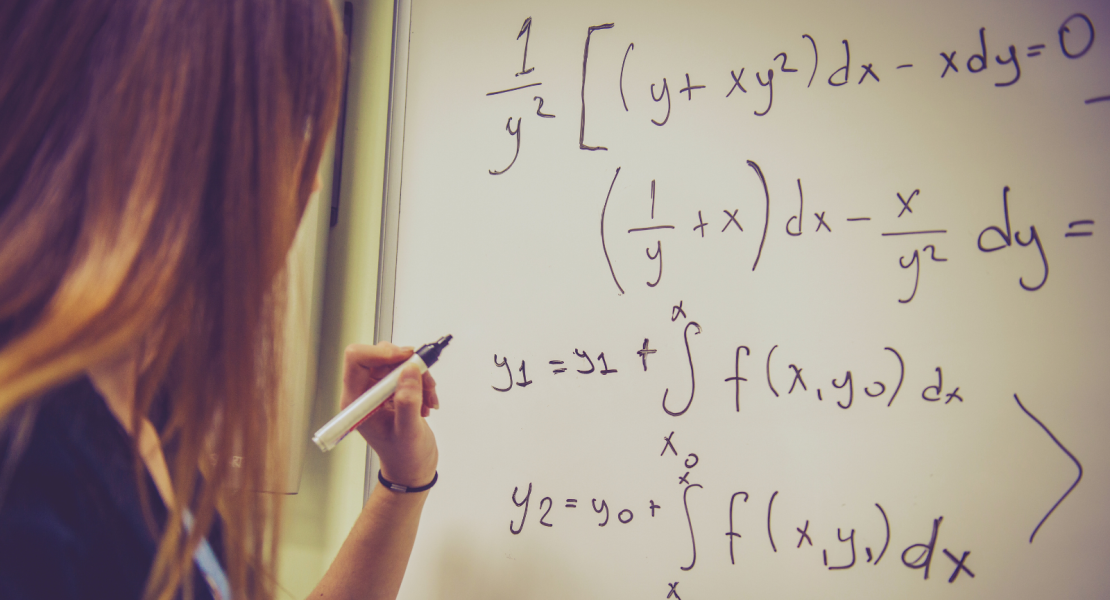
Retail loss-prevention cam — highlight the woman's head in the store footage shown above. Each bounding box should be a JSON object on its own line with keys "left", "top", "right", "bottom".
{"left": 0, "top": 1, "right": 341, "bottom": 597}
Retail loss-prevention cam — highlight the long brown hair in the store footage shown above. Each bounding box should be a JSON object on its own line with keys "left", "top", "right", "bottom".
{"left": 0, "top": 1, "right": 340, "bottom": 598}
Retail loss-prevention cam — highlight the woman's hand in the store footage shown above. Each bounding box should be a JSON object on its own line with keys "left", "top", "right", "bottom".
{"left": 313, "top": 343, "right": 441, "bottom": 600}
{"left": 340, "top": 342, "right": 439, "bottom": 488}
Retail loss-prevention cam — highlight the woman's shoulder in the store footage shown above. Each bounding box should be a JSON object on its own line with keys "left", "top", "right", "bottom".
{"left": 0, "top": 378, "right": 162, "bottom": 600}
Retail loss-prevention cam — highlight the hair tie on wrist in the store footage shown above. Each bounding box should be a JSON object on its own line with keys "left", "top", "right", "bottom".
{"left": 378, "top": 470, "right": 438, "bottom": 493}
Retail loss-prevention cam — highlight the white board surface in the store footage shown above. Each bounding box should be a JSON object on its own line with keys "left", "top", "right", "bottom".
{"left": 377, "top": 1, "right": 1110, "bottom": 598}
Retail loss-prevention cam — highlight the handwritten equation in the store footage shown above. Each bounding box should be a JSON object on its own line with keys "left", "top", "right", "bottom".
{"left": 484, "top": 12, "right": 1104, "bottom": 175}
{"left": 598, "top": 167, "right": 1095, "bottom": 300}
{"left": 500, "top": 395, "right": 1081, "bottom": 598}
{"left": 489, "top": 300, "right": 1083, "bottom": 597}
{"left": 493, "top": 300, "right": 964, "bottom": 415}
{"left": 508, "top": 431, "right": 986, "bottom": 593}
{"left": 478, "top": 13, "right": 1102, "bottom": 304}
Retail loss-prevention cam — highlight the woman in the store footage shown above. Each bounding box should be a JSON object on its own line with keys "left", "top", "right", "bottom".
{"left": 0, "top": 1, "right": 438, "bottom": 599}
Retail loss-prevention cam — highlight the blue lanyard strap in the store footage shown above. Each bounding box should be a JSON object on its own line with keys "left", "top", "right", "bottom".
{"left": 182, "top": 509, "right": 233, "bottom": 600}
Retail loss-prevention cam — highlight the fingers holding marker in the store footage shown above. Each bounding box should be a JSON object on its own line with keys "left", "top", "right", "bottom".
{"left": 344, "top": 341, "right": 408, "bottom": 368}
{"left": 342, "top": 343, "right": 414, "bottom": 402}
{"left": 393, "top": 364, "right": 425, "bottom": 432}
{"left": 314, "top": 335, "right": 451, "bottom": 452}
{"left": 354, "top": 342, "right": 413, "bottom": 370}
{"left": 422, "top": 371, "right": 439, "bottom": 414}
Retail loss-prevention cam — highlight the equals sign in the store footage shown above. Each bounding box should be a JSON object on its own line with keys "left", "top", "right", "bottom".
{"left": 566, "top": 499, "right": 578, "bottom": 508}
{"left": 1027, "top": 44, "right": 1046, "bottom": 57}
{"left": 550, "top": 360, "right": 567, "bottom": 374}
{"left": 1065, "top": 220, "right": 1094, "bottom": 237}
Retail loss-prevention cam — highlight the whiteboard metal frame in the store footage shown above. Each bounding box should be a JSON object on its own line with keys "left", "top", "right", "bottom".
{"left": 364, "top": 0, "right": 413, "bottom": 502}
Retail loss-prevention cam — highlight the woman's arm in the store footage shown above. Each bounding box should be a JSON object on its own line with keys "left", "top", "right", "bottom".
{"left": 309, "top": 344, "right": 440, "bottom": 600}
{"left": 309, "top": 475, "right": 429, "bottom": 600}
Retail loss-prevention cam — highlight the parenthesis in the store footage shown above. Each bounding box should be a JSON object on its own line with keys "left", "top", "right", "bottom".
{"left": 747, "top": 160, "right": 770, "bottom": 272}
{"left": 766, "top": 344, "right": 779, "bottom": 397}
{"left": 600, "top": 167, "right": 625, "bottom": 295}
{"left": 767, "top": 490, "right": 779, "bottom": 552}
{"left": 875, "top": 503, "right": 890, "bottom": 565}
{"left": 620, "top": 42, "right": 634, "bottom": 111}
{"left": 802, "top": 34, "right": 818, "bottom": 88}
{"left": 884, "top": 347, "right": 904, "bottom": 407}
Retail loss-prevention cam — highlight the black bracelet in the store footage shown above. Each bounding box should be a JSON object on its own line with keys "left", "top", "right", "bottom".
{"left": 378, "top": 470, "right": 438, "bottom": 493}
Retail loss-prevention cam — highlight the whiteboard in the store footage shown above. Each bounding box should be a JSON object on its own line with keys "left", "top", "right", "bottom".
{"left": 376, "top": 0, "right": 1110, "bottom": 598}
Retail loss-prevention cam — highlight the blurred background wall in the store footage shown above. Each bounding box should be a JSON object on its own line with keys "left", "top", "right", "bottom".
{"left": 276, "top": 0, "right": 395, "bottom": 596}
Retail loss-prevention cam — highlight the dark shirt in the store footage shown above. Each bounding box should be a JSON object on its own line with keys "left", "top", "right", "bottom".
{"left": 0, "top": 378, "right": 216, "bottom": 600}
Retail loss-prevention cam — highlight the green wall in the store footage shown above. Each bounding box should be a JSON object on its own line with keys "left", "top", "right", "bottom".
{"left": 277, "top": 0, "right": 395, "bottom": 596}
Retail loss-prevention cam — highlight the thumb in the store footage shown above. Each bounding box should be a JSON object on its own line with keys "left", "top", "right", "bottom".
{"left": 392, "top": 363, "right": 424, "bottom": 432}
